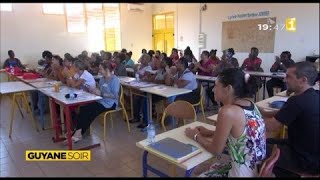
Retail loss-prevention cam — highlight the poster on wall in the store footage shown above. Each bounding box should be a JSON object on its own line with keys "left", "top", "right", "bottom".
{"left": 221, "top": 17, "right": 276, "bottom": 53}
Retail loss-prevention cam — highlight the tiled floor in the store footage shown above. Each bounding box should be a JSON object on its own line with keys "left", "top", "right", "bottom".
{"left": 0, "top": 92, "right": 218, "bottom": 177}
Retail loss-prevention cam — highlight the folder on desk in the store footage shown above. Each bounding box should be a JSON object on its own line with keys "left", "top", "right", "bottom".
{"left": 145, "top": 137, "right": 202, "bottom": 163}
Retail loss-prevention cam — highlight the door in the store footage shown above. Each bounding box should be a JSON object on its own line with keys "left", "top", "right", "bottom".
{"left": 152, "top": 12, "right": 174, "bottom": 55}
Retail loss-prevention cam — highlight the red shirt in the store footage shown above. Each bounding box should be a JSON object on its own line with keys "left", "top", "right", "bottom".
{"left": 209, "top": 57, "right": 220, "bottom": 66}
{"left": 171, "top": 55, "right": 180, "bottom": 65}
{"left": 242, "top": 57, "right": 262, "bottom": 71}
{"left": 198, "top": 60, "right": 214, "bottom": 76}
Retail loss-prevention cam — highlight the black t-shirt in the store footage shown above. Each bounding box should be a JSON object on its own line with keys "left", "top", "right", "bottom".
{"left": 275, "top": 88, "right": 319, "bottom": 167}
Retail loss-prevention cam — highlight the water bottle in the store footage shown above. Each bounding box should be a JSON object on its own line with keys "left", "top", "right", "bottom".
{"left": 69, "top": 89, "right": 75, "bottom": 99}
{"left": 147, "top": 121, "right": 156, "bottom": 144}
{"left": 135, "top": 73, "right": 140, "bottom": 82}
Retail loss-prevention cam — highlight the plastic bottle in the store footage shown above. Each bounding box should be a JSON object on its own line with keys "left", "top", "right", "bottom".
{"left": 135, "top": 73, "right": 140, "bottom": 82}
{"left": 147, "top": 121, "right": 156, "bottom": 144}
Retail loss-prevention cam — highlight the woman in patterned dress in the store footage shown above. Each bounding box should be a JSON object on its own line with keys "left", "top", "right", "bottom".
{"left": 185, "top": 68, "right": 266, "bottom": 177}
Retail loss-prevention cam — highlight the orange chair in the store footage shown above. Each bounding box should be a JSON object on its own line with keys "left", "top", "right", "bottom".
{"left": 259, "top": 145, "right": 280, "bottom": 177}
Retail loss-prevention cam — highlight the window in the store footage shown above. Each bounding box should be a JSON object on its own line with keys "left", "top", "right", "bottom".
{"left": 43, "top": 3, "right": 64, "bottom": 15}
{"left": 86, "top": 3, "right": 104, "bottom": 52}
{"left": 0, "top": 3, "right": 12, "bottom": 12}
{"left": 104, "top": 3, "right": 121, "bottom": 51}
{"left": 65, "top": 3, "right": 86, "bottom": 33}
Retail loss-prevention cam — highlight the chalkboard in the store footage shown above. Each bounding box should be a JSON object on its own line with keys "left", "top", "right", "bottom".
{"left": 222, "top": 17, "right": 276, "bottom": 53}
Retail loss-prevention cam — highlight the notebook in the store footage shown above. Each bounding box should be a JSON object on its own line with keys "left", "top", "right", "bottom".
{"left": 145, "top": 137, "right": 202, "bottom": 164}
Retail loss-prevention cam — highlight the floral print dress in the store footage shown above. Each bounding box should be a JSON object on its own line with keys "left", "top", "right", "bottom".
{"left": 199, "top": 102, "right": 266, "bottom": 177}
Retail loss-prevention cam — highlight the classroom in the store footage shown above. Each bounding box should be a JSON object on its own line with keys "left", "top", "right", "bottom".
{"left": 0, "top": 3, "right": 319, "bottom": 177}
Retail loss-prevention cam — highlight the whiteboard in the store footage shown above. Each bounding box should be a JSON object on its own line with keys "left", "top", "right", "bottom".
{"left": 221, "top": 17, "right": 276, "bottom": 53}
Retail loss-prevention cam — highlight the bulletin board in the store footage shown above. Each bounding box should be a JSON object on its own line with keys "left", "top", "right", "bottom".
{"left": 221, "top": 17, "right": 276, "bottom": 53}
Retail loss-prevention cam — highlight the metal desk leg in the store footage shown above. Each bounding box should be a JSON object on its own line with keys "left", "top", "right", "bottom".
{"left": 185, "top": 167, "right": 195, "bottom": 177}
{"left": 130, "top": 88, "right": 134, "bottom": 120}
{"left": 148, "top": 93, "right": 152, "bottom": 123}
{"left": 51, "top": 98, "right": 64, "bottom": 143}
{"left": 142, "top": 151, "right": 169, "bottom": 177}
{"left": 64, "top": 106, "right": 73, "bottom": 150}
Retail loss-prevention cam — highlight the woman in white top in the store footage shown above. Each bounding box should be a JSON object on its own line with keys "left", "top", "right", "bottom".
{"left": 67, "top": 60, "right": 96, "bottom": 91}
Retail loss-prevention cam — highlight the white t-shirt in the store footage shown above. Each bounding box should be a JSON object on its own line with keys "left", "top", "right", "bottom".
{"left": 138, "top": 65, "right": 152, "bottom": 76}
{"left": 74, "top": 70, "right": 96, "bottom": 90}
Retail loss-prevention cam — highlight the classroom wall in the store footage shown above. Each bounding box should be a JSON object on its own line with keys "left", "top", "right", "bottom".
{"left": 152, "top": 3, "right": 320, "bottom": 71}
{"left": 0, "top": 3, "right": 152, "bottom": 68}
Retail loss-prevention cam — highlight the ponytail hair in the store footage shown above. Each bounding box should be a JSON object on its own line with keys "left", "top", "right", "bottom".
{"left": 217, "top": 68, "right": 255, "bottom": 98}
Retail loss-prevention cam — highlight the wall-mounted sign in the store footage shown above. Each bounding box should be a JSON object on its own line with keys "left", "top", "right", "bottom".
{"left": 228, "top": 10, "right": 270, "bottom": 20}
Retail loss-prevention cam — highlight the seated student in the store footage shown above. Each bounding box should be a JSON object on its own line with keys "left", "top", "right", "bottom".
{"left": 240, "top": 47, "right": 263, "bottom": 96}
{"left": 131, "top": 54, "right": 152, "bottom": 127}
{"left": 240, "top": 47, "right": 262, "bottom": 71}
{"left": 51, "top": 55, "right": 65, "bottom": 81}
{"left": 224, "top": 48, "right": 239, "bottom": 68}
{"left": 121, "top": 48, "right": 127, "bottom": 54}
{"left": 112, "top": 51, "right": 119, "bottom": 62}
{"left": 193, "top": 50, "right": 214, "bottom": 76}
{"left": 209, "top": 49, "right": 220, "bottom": 66}
{"left": 151, "top": 50, "right": 162, "bottom": 70}
{"left": 71, "top": 62, "right": 119, "bottom": 142}
{"left": 114, "top": 53, "right": 127, "bottom": 76}
{"left": 62, "top": 54, "right": 76, "bottom": 84}
{"left": 183, "top": 46, "right": 197, "bottom": 70}
{"left": 266, "top": 51, "right": 295, "bottom": 97}
{"left": 165, "top": 57, "right": 200, "bottom": 104}
{"left": 3, "top": 50, "right": 24, "bottom": 69}
{"left": 170, "top": 48, "right": 180, "bottom": 65}
{"left": 40, "top": 51, "right": 54, "bottom": 78}
{"left": 104, "top": 52, "right": 112, "bottom": 62}
{"left": 259, "top": 61, "right": 319, "bottom": 176}
{"left": 88, "top": 56, "right": 102, "bottom": 76}
{"left": 124, "top": 51, "right": 135, "bottom": 68}
{"left": 67, "top": 60, "right": 96, "bottom": 92}
{"left": 185, "top": 68, "right": 266, "bottom": 177}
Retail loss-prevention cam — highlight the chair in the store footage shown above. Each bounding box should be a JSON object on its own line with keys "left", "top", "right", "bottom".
{"left": 94, "top": 85, "right": 130, "bottom": 141}
{"left": 259, "top": 145, "right": 280, "bottom": 177}
{"left": 191, "top": 85, "right": 206, "bottom": 122}
{"left": 160, "top": 100, "right": 196, "bottom": 131}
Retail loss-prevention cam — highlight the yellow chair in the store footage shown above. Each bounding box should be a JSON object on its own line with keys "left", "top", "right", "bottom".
{"left": 191, "top": 85, "right": 206, "bottom": 122}
{"left": 98, "top": 85, "right": 130, "bottom": 141}
{"left": 160, "top": 100, "right": 196, "bottom": 131}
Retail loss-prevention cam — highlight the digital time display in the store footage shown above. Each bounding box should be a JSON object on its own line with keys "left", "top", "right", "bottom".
{"left": 258, "top": 17, "right": 296, "bottom": 32}
{"left": 257, "top": 24, "right": 285, "bottom": 31}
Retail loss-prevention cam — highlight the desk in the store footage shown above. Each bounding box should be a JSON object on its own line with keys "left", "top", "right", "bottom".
{"left": 195, "top": 75, "right": 217, "bottom": 82}
{"left": 120, "top": 79, "right": 160, "bottom": 120}
{"left": 244, "top": 71, "right": 286, "bottom": 100}
{"left": 140, "top": 85, "right": 192, "bottom": 125}
{"left": 206, "top": 114, "right": 218, "bottom": 126}
{"left": 15, "top": 76, "right": 51, "bottom": 83}
{"left": 0, "top": 81, "right": 39, "bottom": 137}
{"left": 39, "top": 86, "right": 102, "bottom": 150}
{"left": 136, "top": 121, "right": 216, "bottom": 177}
{"left": 255, "top": 95, "right": 289, "bottom": 111}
